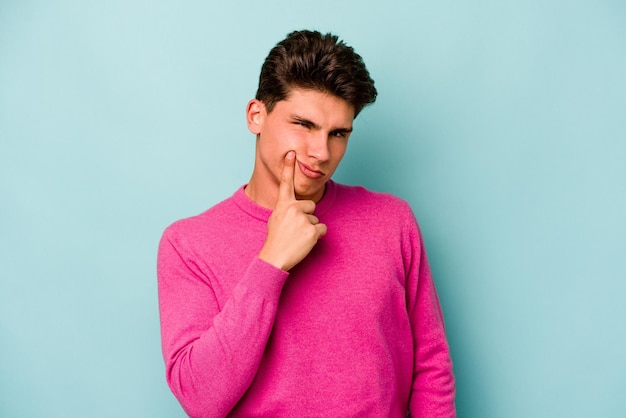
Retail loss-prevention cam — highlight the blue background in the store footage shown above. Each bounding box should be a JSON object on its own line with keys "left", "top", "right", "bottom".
{"left": 1, "top": 1, "right": 625, "bottom": 417}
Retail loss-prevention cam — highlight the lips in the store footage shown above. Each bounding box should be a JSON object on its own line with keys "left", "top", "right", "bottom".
{"left": 296, "top": 160, "right": 325, "bottom": 179}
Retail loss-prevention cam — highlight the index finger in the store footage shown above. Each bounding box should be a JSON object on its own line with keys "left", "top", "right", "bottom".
{"left": 278, "top": 150, "right": 296, "bottom": 202}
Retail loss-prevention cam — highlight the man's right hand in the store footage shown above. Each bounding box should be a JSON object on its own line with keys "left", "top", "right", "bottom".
{"left": 258, "top": 151, "right": 327, "bottom": 271}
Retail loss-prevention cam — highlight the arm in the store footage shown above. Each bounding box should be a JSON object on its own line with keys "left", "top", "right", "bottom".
{"left": 157, "top": 151, "right": 325, "bottom": 417}
{"left": 157, "top": 232, "right": 288, "bottom": 418}
{"left": 404, "top": 215, "right": 456, "bottom": 417}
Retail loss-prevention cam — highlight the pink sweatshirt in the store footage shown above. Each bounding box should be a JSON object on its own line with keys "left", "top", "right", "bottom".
{"left": 157, "top": 181, "right": 455, "bottom": 417}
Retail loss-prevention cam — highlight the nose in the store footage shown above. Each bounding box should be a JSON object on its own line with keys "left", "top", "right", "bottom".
{"left": 307, "top": 131, "right": 330, "bottom": 162}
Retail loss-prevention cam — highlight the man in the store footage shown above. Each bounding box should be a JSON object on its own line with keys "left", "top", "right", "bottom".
{"left": 158, "top": 30, "right": 455, "bottom": 417}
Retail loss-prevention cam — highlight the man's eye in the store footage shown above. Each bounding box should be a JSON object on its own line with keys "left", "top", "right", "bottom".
{"left": 331, "top": 131, "right": 346, "bottom": 138}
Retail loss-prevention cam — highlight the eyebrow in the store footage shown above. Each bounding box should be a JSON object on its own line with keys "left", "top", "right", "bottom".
{"left": 290, "top": 114, "right": 353, "bottom": 133}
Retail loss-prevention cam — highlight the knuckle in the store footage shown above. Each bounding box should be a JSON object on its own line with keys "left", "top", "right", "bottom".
{"left": 285, "top": 204, "right": 299, "bottom": 215}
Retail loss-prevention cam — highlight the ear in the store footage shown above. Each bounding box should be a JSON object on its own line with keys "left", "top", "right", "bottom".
{"left": 246, "top": 99, "right": 266, "bottom": 135}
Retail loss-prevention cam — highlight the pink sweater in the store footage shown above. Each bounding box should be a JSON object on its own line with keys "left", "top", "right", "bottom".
{"left": 157, "top": 181, "right": 455, "bottom": 417}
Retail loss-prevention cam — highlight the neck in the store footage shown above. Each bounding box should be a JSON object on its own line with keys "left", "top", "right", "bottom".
{"left": 244, "top": 178, "right": 277, "bottom": 210}
{"left": 244, "top": 177, "right": 328, "bottom": 209}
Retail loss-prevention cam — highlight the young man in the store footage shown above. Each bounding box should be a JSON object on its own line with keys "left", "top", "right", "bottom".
{"left": 158, "top": 30, "right": 455, "bottom": 417}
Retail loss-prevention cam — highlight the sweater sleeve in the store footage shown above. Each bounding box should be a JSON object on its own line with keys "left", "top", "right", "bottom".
{"left": 157, "top": 227, "right": 288, "bottom": 418}
{"left": 403, "top": 213, "right": 456, "bottom": 417}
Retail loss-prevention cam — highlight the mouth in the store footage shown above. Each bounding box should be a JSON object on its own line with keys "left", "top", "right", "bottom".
{"left": 296, "top": 160, "right": 325, "bottom": 179}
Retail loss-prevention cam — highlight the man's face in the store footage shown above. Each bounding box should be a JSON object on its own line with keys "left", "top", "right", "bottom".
{"left": 247, "top": 88, "right": 355, "bottom": 207}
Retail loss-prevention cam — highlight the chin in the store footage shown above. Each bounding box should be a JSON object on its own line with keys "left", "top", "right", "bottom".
{"left": 295, "top": 184, "right": 325, "bottom": 201}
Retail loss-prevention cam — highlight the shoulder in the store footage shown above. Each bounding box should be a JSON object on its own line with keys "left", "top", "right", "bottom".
{"left": 331, "top": 182, "right": 414, "bottom": 219}
{"left": 327, "top": 182, "right": 426, "bottom": 260}
{"left": 161, "top": 191, "right": 240, "bottom": 244}
{"left": 325, "top": 182, "right": 420, "bottom": 238}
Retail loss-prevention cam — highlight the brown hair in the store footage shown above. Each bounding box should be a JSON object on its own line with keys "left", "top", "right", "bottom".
{"left": 256, "top": 30, "right": 377, "bottom": 117}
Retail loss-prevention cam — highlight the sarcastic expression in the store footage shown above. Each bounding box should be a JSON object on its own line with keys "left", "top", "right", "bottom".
{"left": 246, "top": 88, "right": 355, "bottom": 207}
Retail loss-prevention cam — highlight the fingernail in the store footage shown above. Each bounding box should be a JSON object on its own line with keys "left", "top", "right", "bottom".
{"left": 286, "top": 151, "right": 295, "bottom": 159}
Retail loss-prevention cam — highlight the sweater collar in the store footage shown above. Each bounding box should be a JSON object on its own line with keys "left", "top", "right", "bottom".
{"left": 233, "top": 180, "right": 337, "bottom": 222}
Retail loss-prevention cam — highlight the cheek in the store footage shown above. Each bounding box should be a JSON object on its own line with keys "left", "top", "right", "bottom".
{"left": 280, "top": 133, "right": 310, "bottom": 161}
{"left": 265, "top": 125, "right": 305, "bottom": 151}
{"left": 259, "top": 132, "right": 291, "bottom": 157}
{"left": 330, "top": 141, "right": 348, "bottom": 161}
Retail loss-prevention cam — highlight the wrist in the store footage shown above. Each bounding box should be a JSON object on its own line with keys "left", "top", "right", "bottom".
{"left": 258, "top": 249, "right": 290, "bottom": 272}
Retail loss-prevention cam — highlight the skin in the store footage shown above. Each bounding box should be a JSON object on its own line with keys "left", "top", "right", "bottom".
{"left": 245, "top": 88, "right": 355, "bottom": 271}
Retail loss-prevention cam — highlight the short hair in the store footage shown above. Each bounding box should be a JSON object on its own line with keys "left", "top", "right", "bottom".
{"left": 255, "top": 30, "right": 377, "bottom": 118}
